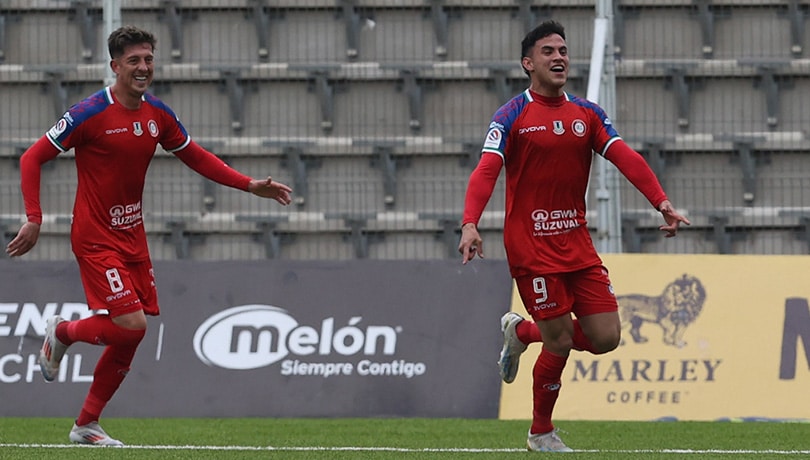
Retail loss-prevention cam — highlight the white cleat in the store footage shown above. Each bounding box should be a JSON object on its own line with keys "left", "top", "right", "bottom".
{"left": 527, "top": 429, "right": 573, "bottom": 452}
{"left": 39, "top": 315, "right": 68, "bottom": 382}
{"left": 498, "top": 311, "right": 527, "bottom": 383}
{"left": 69, "top": 422, "right": 125, "bottom": 447}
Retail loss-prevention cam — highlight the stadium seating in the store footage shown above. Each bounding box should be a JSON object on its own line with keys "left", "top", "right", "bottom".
{"left": 2, "top": 0, "right": 810, "bottom": 259}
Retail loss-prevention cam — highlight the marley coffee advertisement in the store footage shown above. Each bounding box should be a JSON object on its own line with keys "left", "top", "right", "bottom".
{"left": 0, "top": 259, "right": 511, "bottom": 418}
{"left": 499, "top": 254, "right": 810, "bottom": 421}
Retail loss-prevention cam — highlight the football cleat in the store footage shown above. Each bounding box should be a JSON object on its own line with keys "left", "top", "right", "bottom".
{"left": 527, "top": 429, "right": 573, "bottom": 452}
{"left": 39, "top": 315, "right": 68, "bottom": 382}
{"left": 498, "top": 311, "right": 528, "bottom": 383}
{"left": 69, "top": 421, "right": 125, "bottom": 447}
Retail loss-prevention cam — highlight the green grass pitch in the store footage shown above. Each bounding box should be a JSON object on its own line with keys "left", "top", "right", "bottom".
{"left": 0, "top": 418, "right": 808, "bottom": 459}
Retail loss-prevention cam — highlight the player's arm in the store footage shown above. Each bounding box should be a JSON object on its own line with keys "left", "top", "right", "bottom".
{"left": 603, "top": 139, "right": 667, "bottom": 208}
{"left": 604, "top": 139, "right": 690, "bottom": 236}
{"left": 173, "top": 140, "right": 292, "bottom": 205}
{"left": 459, "top": 152, "right": 502, "bottom": 263}
{"left": 5, "top": 137, "right": 61, "bottom": 257}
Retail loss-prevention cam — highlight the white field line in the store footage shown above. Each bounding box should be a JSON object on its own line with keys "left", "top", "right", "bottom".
{"left": 1, "top": 444, "right": 810, "bottom": 454}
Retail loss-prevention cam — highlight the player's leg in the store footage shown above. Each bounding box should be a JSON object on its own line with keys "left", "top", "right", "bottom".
{"left": 498, "top": 274, "right": 560, "bottom": 383}
{"left": 76, "top": 258, "right": 159, "bottom": 430}
{"left": 42, "top": 255, "right": 147, "bottom": 375}
{"left": 500, "top": 273, "right": 578, "bottom": 383}
{"left": 498, "top": 313, "right": 571, "bottom": 382}
{"left": 504, "top": 312, "right": 595, "bottom": 349}
{"left": 529, "top": 313, "right": 574, "bottom": 452}
{"left": 524, "top": 266, "right": 621, "bottom": 453}
{"left": 514, "top": 274, "right": 575, "bottom": 452}
{"left": 68, "top": 319, "right": 143, "bottom": 447}
{"left": 47, "top": 255, "right": 151, "bottom": 446}
{"left": 516, "top": 266, "right": 619, "bottom": 358}
{"left": 570, "top": 265, "right": 621, "bottom": 354}
{"left": 74, "top": 311, "right": 146, "bottom": 428}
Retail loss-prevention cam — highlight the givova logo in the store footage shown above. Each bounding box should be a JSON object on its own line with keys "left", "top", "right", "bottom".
{"left": 193, "top": 305, "right": 399, "bottom": 370}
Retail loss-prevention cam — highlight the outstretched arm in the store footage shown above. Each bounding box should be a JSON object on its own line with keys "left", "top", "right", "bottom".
{"left": 605, "top": 140, "right": 690, "bottom": 237}
{"left": 656, "top": 199, "right": 690, "bottom": 238}
{"left": 174, "top": 140, "right": 292, "bottom": 205}
{"left": 247, "top": 176, "right": 292, "bottom": 206}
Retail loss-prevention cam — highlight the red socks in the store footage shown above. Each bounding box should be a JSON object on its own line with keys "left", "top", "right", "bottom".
{"left": 515, "top": 318, "right": 595, "bottom": 353}
{"left": 54, "top": 314, "right": 145, "bottom": 426}
{"left": 516, "top": 319, "right": 542, "bottom": 343}
{"left": 513, "top": 314, "right": 598, "bottom": 435}
{"left": 530, "top": 350, "right": 568, "bottom": 435}
{"left": 75, "top": 341, "right": 141, "bottom": 426}
{"left": 57, "top": 314, "right": 143, "bottom": 347}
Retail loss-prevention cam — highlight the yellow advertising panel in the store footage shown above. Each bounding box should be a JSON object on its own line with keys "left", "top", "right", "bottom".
{"left": 499, "top": 254, "right": 810, "bottom": 421}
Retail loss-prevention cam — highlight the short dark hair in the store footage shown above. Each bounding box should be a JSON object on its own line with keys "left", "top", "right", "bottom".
{"left": 521, "top": 20, "right": 566, "bottom": 59}
{"left": 107, "top": 25, "right": 156, "bottom": 59}
{"left": 520, "top": 20, "right": 566, "bottom": 76}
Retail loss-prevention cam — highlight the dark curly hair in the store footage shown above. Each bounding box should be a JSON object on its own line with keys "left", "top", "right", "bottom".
{"left": 107, "top": 25, "right": 157, "bottom": 59}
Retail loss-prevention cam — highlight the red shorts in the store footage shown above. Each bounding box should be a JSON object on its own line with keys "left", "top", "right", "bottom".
{"left": 514, "top": 265, "right": 617, "bottom": 321}
{"left": 76, "top": 253, "right": 160, "bottom": 318}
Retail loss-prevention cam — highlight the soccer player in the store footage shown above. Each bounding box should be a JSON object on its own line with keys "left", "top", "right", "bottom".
{"left": 4, "top": 26, "right": 292, "bottom": 446}
{"left": 457, "top": 20, "right": 690, "bottom": 452}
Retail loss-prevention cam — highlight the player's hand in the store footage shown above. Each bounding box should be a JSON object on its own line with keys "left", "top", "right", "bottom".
{"left": 657, "top": 200, "right": 690, "bottom": 237}
{"left": 5, "top": 221, "right": 40, "bottom": 257}
{"left": 458, "top": 223, "right": 484, "bottom": 264}
{"left": 248, "top": 176, "right": 293, "bottom": 205}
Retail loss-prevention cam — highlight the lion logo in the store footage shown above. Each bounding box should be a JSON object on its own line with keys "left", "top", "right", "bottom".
{"left": 618, "top": 274, "right": 706, "bottom": 348}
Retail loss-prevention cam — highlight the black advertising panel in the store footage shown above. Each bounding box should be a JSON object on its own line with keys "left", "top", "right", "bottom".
{"left": 0, "top": 259, "right": 510, "bottom": 418}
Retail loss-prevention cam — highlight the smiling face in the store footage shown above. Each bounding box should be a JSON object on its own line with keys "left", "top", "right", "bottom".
{"left": 110, "top": 42, "right": 154, "bottom": 109}
{"left": 521, "top": 33, "right": 569, "bottom": 97}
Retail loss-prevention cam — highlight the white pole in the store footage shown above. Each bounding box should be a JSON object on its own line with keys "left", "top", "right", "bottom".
{"left": 103, "top": 0, "right": 122, "bottom": 87}
{"left": 586, "top": 18, "right": 607, "bottom": 104}
{"left": 591, "top": 0, "right": 622, "bottom": 253}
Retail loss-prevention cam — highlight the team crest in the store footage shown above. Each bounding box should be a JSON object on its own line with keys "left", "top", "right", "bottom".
{"left": 148, "top": 120, "right": 159, "bottom": 137}
{"left": 552, "top": 120, "right": 565, "bottom": 135}
{"left": 132, "top": 121, "right": 143, "bottom": 136}
{"left": 572, "top": 119, "right": 586, "bottom": 137}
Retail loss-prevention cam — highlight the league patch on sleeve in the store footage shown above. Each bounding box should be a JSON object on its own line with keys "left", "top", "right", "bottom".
{"left": 483, "top": 128, "right": 502, "bottom": 150}
{"left": 47, "top": 117, "right": 69, "bottom": 140}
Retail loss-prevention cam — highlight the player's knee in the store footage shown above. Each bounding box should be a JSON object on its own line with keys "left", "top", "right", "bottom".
{"left": 544, "top": 334, "right": 575, "bottom": 354}
{"left": 130, "top": 327, "right": 146, "bottom": 343}
{"left": 114, "top": 322, "right": 147, "bottom": 347}
{"left": 591, "top": 332, "right": 621, "bottom": 354}
{"left": 111, "top": 310, "right": 148, "bottom": 331}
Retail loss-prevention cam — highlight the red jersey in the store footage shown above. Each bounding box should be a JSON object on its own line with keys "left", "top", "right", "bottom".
{"left": 463, "top": 90, "right": 666, "bottom": 277}
{"left": 22, "top": 87, "right": 250, "bottom": 261}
